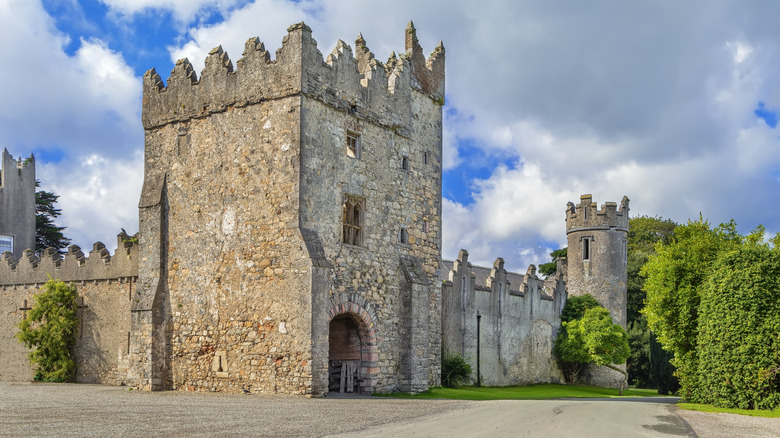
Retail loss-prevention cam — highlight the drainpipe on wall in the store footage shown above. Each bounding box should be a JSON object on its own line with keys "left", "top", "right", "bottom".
{"left": 476, "top": 311, "right": 481, "bottom": 387}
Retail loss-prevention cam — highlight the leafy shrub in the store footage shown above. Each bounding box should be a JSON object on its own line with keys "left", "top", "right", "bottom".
{"left": 16, "top": 279, "right": 79, "bottom": 382}
{"left": 555, "top": 295, "right": 631, "bottom": 392}
{"left": 560, "top": 294, "right": 601, "bottom": 323}
{"left": 441, "top": 351, "right": 472, "bottom": 387}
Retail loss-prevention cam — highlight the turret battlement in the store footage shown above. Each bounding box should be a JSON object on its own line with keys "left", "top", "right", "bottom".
{"left": 0, "top": 149, "right": 35, "bottom": 188}
{"left": 142, "top": 22, "right": 445, "bottom": 135}
{"left": 565, "top": 194, "right": 629, "bottom": 233}
{"left": 0, "top": 231, "right": 138, "bottom": 286}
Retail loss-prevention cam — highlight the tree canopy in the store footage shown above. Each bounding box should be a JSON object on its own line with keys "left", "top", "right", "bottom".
{"left": 35, "top": 180, "right": 70, "bottom": 253}
{"left": 642, "top": 218, "right": 780, "bottom": 409}
{"left": 539, "top": 247, "right": 567, "bottom": 277}
{"left": 625, "top": 215, "right": 679, "bottom": 393}
{"left": 555, "top": 305, "right": 631, "bottom": 394}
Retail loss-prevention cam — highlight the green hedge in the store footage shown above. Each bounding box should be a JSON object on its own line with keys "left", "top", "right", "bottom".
{"left": 697, "top": 244, "right": 780, "bottom": 410}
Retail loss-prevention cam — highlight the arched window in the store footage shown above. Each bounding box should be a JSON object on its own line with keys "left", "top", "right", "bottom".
{"left": 342, "top": 196, "right": 364, "bottom": 246}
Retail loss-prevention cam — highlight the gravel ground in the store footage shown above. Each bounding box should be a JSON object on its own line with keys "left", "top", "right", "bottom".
{"left": 0, "top": 382, "right": 467, "bottom": 437}
{"left": 1, "top": 382, "right": 778, "bottom": 437}
{"left": 676, "top": 408, "right": 780, "bottom": 438}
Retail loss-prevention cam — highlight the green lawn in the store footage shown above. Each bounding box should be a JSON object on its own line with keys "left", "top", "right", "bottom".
{"left": 378, "top": 384, "right": 661, "bottom": 401}
{"left": 678, "top": 403, "right": 780, "bottom": 418}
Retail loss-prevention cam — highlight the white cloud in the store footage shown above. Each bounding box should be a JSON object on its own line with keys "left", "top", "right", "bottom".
{"left": 6, "top": 0, "right": 780, "bottom": 269}
{"left": 100, "top": 0, "right": 244, "bottom": 24}
{"left": 160, "top": 0, "right": 780, "bottom": 272}
{"left": 37, "top": 151, "right": 143, "bottom": 253}
{"left": 0, "top": 0, "right": 143, "bottom": 251}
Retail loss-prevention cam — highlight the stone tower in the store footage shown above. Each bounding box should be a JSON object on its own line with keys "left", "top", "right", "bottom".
{"left": 0, "top": 149, "right": 36, "bottom": 258}
{"left": 129, "top": 22, "right": 444, "bottom": 395}
{"left": 565, "top": 194, "right": 629, "bottom": 386}
{"left": 565, "top": 194, "right": 629, "bottom": 327}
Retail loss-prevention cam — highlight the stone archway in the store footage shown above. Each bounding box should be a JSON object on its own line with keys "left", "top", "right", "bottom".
{"left": 327, "top": 300, "right": 378, "bottom": 394}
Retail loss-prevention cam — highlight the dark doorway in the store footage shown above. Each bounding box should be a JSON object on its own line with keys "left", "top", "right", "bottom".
{"left": 328, "top": 314, "right": 362, "bottom": 393}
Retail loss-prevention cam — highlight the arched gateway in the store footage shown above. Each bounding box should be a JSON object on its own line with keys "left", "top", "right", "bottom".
{"left": 327, "top": 301, "right": 378, "bottom": 394}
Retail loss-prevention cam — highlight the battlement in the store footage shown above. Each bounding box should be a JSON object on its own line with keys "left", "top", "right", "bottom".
{"left": 0, "top": 231, "right": 138, "bottom": 286}
{"left": 444, "top": 250, "right": 565, "bottom": 303}
{"left": 142, "top": 22, "right": 445, "bottom": 134}
{"left": 565, "top": 194, "right": 629, "bottom": 233}
{"left": 0, "top": 149, "right": 35, "bottom": 188}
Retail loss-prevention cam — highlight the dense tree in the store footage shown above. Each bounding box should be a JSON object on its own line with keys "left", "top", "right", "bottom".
{"left": 642, "top": 218, "right": 746, "bottom": 401}
{"left": 16, "top": 279, "right": 79, "bottom": 382}
{"left": 538, "top": 247, "right": 567, "bottom": 277}
{"left": 35, "top": 180, "right": 70, "bottom": 253}
{"left": 696, "top": 241, "right": 780, "bottom": 410}
{"left": 625, "top": 216, "right": 679, "bottom": 391}
{"left": 627, "top": 215, "right": 676, "bottom": 254}
{"left": 555, "top": 294, "right": 612, "bottom": 383}
{"left": 560, "top": 294, "right": 600, "bottom": 323}
{"left": 555, "top": 306, "right": 631, "bottom": 394}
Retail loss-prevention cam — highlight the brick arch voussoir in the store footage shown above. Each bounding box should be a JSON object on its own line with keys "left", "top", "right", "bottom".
{"left": 327, "top": 295, "right": 377, "bottom": 346}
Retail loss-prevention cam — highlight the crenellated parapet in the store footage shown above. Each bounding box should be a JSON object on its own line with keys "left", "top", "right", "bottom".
{"left": 0, "top": 231, "right": 138, "bottom": 287}
{"left": 142, "top": 22, "right": 445, "bottom": 137}
{"left": 444, "top": 250, "right": 565, "bottom": 304}
{"left": 404, "top": 21, "right": 445, "bottom": 100}
{"left": 566, "top": 194, "right": 630, "bottom": 233}
{"left": 0, "top": 149, "right": 35, "bottom": 185}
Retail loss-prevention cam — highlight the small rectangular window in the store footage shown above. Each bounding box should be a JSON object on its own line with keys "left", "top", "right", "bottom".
{"left": 423, "top": 151, "right": 430, "bottom": 165}
{"left": 423, "top": 218, "right": 429, "bottom": 234}
{"left": 346, "top": 132, "right": 360, "bottom": 159}
{"left": 0, "top": 235, "right": 13, "bottom": 254}
{"left": 399, "top": 228, "right": 409, "bottom": 244}
{"left": 582, "top": 238, "right": 590, "bottom": 261}
{"left": 402, "top": 155, "right": 410, "bottom": 171}
{"left": 342, "top": 196, "right": 365, "bottom": 246}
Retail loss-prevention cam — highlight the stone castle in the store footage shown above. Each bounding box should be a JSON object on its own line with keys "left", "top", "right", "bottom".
{"left": 0, "top": 22, "right": 629, "bottom": 394}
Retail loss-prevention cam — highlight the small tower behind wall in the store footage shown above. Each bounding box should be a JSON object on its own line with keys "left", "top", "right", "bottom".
{"left": 0, "top": 149, "right": 36, "bottom": 258}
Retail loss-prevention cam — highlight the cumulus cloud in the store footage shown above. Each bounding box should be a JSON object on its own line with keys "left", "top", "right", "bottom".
{"left": 100, "top": 0, "right": 245, "bottom": 24}
{"left": 157, "top": 0, "right": 780, "bottom": 270}
{"left": 0, "top": 0, "right": 142, "bottom": 251}
{"left": 37, "top": 152, "right": 143, "bottom": 253}
{"left": 6, "top": 0, "right": 780, "bottom": 270}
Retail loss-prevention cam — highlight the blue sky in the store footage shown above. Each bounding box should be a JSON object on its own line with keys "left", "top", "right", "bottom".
{"left": 2, "top": 0, "right": 780, "bottom": 272}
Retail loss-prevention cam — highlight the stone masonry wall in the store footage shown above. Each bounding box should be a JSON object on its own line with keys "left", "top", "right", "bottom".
{"left": 139, "top": 96, "right": 314, "bottom": 394}
{"left": 0, "top": 235, "right": 138, "bottom": 384}
{"left": 137, "top": 21, "right": 444, "bottom": 395}
{"left": 441, "top": 250, "right": 566, "bottom": 386}
{"left": 298, "top": 24, "right": 443, "bottom": 393}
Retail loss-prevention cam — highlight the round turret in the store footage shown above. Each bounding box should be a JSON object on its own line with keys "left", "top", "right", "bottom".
{"left": 565, "top": 194, "right": 629, "bottom": 328}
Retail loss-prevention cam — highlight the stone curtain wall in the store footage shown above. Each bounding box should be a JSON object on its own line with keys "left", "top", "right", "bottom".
{"left": 0, "top": 235, "right": 138, "bottom": 384}
{"left": 441, "top": 250, "right": 567, "bottom": 386}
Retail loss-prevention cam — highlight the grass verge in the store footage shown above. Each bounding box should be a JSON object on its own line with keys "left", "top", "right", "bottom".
{"left": 677, "top": 403, "right": 780, "bottom": 418}
{"left": 377, "top": 384, "right": 661, "bottom": 401}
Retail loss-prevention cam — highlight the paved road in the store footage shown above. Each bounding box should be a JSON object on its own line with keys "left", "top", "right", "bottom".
{"left": 1, "top": 382, "right": 778, "bottom": 437}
